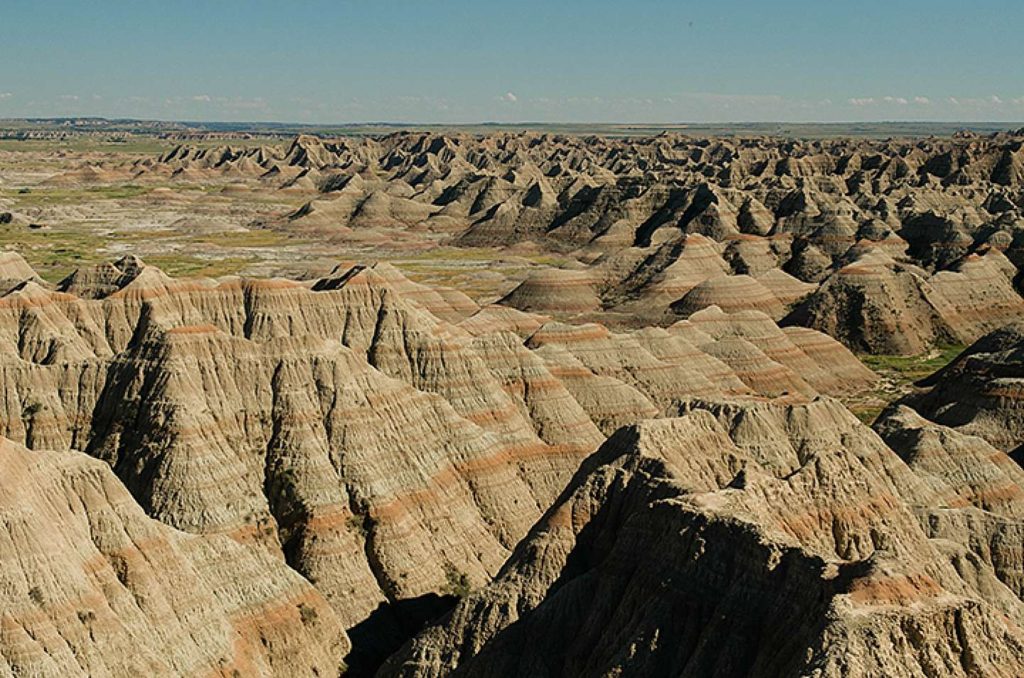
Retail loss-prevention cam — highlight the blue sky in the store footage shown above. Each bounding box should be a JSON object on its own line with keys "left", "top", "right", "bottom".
{"left": 1, "top": 0, "right": 1022, "bottom": 123}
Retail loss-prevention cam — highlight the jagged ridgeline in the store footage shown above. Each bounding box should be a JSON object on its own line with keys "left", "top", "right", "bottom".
{"left": 2, "top": 249, "right": 1024, "bottom": 676}
{"left": 55, "top": 129, "right": 1024, "bottom": 353}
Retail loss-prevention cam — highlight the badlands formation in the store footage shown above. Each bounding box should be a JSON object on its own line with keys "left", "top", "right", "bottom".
{"left": 99, "top": 130, "right": 1024, "bottom": 351}
{"left": 2, "top": 129, "right": 1024, "bottom": 676}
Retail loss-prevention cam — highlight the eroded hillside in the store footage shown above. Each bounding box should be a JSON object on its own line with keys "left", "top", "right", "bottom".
{"left": 2, "top": 128, "right": 1024, "bottom": 677}
{"left": 8, "top": 130, "right": 1023, "bottom": 354}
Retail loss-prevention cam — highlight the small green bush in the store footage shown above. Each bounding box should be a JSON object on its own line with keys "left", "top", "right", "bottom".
{"left": 298, "top": 602, "right": 319, "bottom": 626}
{"left": 443, "top": 565, "right": 472, "bottom": 598}
{"left": 345, "top": 513, "right": 369, "bottom": 538}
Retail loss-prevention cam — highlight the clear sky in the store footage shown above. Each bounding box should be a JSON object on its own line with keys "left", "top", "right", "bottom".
{"left": 1, "top": 0, "right": 1022, "bottom": 124}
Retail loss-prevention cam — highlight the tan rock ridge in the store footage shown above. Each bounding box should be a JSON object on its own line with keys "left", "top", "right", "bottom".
{"left": 0, "top": 251, "right": 42, "bottom": 294}
{"left": 499, "top": 268, "right": 601, "bottom": 315}
{"left": 786, "top": 245, "right": 1024, "bottom": 354}
{"left": 67, "top": 130, "right": 1024, "bottom": 353}
{"left": 875, "top": 405, "right": 1024, "bottom": 516}
{"left": 900, "top": 323, "right": 1024, "bottom": 451}
{"left": 0, "top": 252, "right": 874, "bottom": 673}
{"left": 383, "top": 397, "right": 1024, "bottom": 677}
{"left": 0, "top": 437, "right": 347, "bottom": 677}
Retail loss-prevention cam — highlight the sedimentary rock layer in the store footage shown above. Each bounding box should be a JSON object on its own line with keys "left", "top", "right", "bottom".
{"left": 385, "top": 397, "right": 1024, "bottom": 677}
{"left": 0, "top": 253, "right": 870, "bottom": 674}
{"left": 87, "top": 130, "right": 1024, "bottom": 352}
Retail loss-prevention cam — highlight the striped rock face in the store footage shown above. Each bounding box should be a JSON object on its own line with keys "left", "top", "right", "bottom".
{"left": 11, "top": 115, "right": 1024, "bottom": 678}
{"left": 0, "top": 255, "right": 877, "bottom": 675}
{"left": 499, "top": 269, "right": 602, "bottom": 315}
{"left": 2, "top": 247, "right": 1024, "bottom": 676}
{"left": 901, "top": 323, "right": 1024, "bottom": 452}
{"left": 55, "top": 131, "right": 1024, "bottom": 354}
{"left": 791, "top": 246, "right": 1024, "bottom": 354}
{"left": 385, "top": 398, "right": 1024, "bottom": 678}
{"left": 0, "top": 438, "right": 348, "bottom": 677}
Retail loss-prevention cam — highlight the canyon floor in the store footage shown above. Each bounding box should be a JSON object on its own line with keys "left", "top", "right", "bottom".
{"left": 2, "top": 124, "right": 1024, "bottom": 677}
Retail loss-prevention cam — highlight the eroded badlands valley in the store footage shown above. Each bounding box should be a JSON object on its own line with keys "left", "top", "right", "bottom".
{"left": 2, "top": 126, "right": 1024, "bottom": 676}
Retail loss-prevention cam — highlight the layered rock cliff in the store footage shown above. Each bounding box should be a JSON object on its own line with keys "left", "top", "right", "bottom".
{"left": 0, "top": 437, "right": 347, "bottom": 677}
{"left": 0, "top": 253, "right": 872, "bottom": 674}
{"left": 384, "top": 398, "right": 1024, "bottom": 677}
{"left": 75, "top": 130, "right": 1024, "bottom": 353}
{"left": 901, "top": 323, "right": 1024, "bottom": 450}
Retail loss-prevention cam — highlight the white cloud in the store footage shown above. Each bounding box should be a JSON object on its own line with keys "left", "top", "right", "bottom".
{"left": 848, "top": 97, "right": 875, "bottom": 106}
{"left": 192, "top": 94, "right": 212, "bottom": 102}
{"left": 0, "top": 92, "right": 11, "bottom": 100}
{"left": 58, "top": 94, "right": 79, "bottom": 101}
{"left": 913, "top": 96, "right": 930, "bottom": 105}
{"left": 500, "top": 91, "right": 518, "bottom": 103}
{"left": 941, "top": 95, "right": 1012, "bottom": 108}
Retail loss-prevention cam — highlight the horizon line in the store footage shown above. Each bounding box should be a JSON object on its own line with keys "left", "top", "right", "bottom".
{"left": 3, "top": 116, "right": 1024, "bottom": 128}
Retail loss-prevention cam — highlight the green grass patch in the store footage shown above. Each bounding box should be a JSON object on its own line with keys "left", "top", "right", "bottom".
{"left": 3, "top": 184, "right": 153, "bottom": 206}
{"left": 141, "top": 254, "right": 256, "bottom": 279}
{"left": 0, "top": 223, "right": 108, "bottom": 281}
{"left": 852, "top": 404, "right": 886, "bottom": 426}
{"left": 195, "top": 229, "right": 292, "bottom": 248}
{"left": 859, "top": 344, "right": 966, "bottom": 385}
{"left": 844, "top": 344, "right": 966, "bottom": 426}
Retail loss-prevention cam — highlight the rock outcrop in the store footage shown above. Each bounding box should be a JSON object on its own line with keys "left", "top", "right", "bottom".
{"left": 67, "top": 130, "right": 1024, "bottom": 354}
{"left": 900, "top": 323, "right": 1024, "bottom": 450}
{"left": 12, "top": 126, "right": 1024, "bottom": 675}
{"left": 0, "top": 253, "right": 874, "bottom": 674}
{"left": 0, "top": 437, "right": 348, "bottom": 677}
{"left": 384, "top": 398, "right": 1024, "bottom": 677}
{"left": 790, "top": 247, "right": 1024, "bottom": 354}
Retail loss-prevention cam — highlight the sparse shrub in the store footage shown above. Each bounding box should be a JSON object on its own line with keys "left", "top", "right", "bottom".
{"left": 345, "top": 513, "right": 368, "bottom": 538}
{"left": 22, "top": 401, "right": 43, "bottom": 418}
{"left": 28, "top": 586, "right": 45, "bottom": 605}
{"left": 443, "top": 565, "right": 472, "bottom": 598}
{"left": 275, "top": 468, "right": 299, "bottom": 502}
{"left": 298, "top": 602, "right": 319, "bottom": 626}
{"left": 77, "top": 609, "right": 96, "bottom": 624}
{"left": 248, "top": 513, "right": 277, "bottom": 538}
